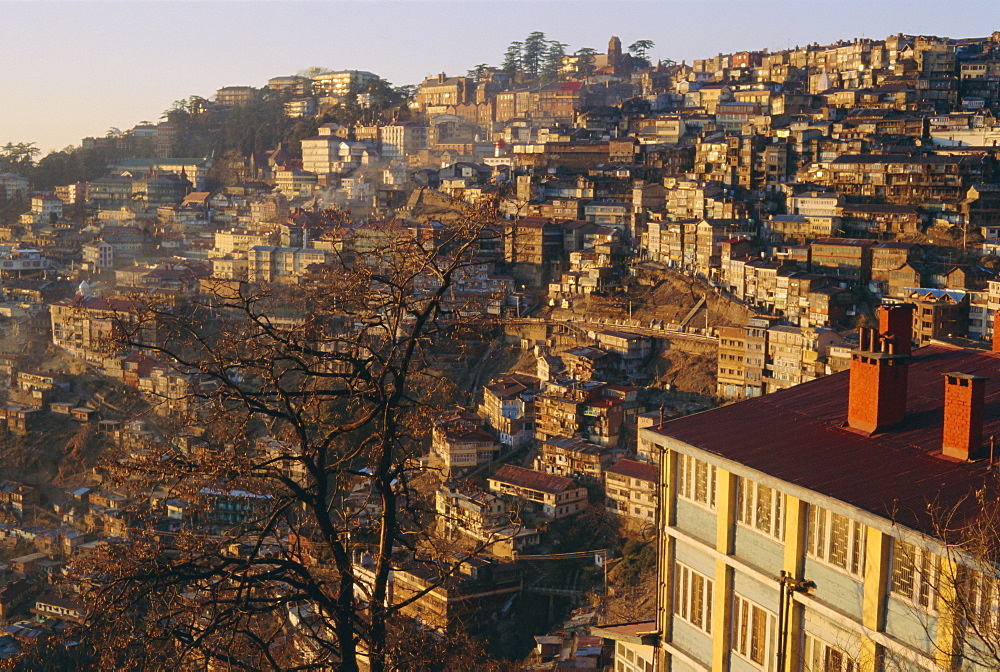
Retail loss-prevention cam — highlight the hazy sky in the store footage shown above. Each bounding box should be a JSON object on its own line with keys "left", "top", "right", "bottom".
{"left": 1, "top": 0, "right": 995, "bottom": 155}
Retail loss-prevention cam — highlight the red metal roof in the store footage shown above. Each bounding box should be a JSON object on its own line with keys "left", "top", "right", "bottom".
{"left": 607, "top": 459, "right": 659, "bottom": 484}
{"left": 651, "top": 344, "right": 1000, "bottom": 536}
{"left": 489, "top": 464, "right": 576, "bottom": 495}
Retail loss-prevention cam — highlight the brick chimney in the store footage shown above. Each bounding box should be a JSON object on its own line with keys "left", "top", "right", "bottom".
{"left": 992, "top": 311, "right": 1000, "bottom": 353}
{"left": 942, "top": 373, "right": 986, "bottom": 461}
{"left": 847, "top": 323, "right": 911, "bottom": 435}
{"left": 878, "top": 303, "right": 914, "bottom": 356}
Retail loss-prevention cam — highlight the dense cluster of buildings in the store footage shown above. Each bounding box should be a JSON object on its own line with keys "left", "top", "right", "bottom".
{"left": 2, "top": 27, "right": 1000, "bottom": 670}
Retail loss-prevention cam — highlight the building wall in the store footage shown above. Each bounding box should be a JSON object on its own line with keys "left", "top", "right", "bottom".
{"left": 647, "top": 433, "right": 953, "bottom": 671}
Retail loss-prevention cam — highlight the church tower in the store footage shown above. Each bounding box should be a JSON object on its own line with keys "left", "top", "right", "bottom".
{"left": 607, "top": 36, "right": 623, "bottom": 73}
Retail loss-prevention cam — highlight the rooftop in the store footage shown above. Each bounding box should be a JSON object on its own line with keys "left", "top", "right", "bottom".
{"left": 489, "top": 465, "right": 577, "bottom": 495}
{"left": 606, "top": 459, "right": 659, "bottom": 483}
{"left": 650, "top": 344, "right": 1000, "bottom": 536}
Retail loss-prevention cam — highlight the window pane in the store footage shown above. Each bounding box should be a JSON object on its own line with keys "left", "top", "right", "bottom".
{"left": 851, "top": 521, "right": 864, "bottom": 575}
{"left": 691, "top": 573, "right": 703, "bottom": 628}
{"left": 695, "top": 461, "right": 707, "bottom": 504}
{"left": 705, "top": 580, "right": 713, "bottom": 633}
{"left": 892, "top": 540, "right": 915, "bottom": 597}
{"left": 756, "top": 485, "right": 772, "bottom": 534}
{"left": 829, "top": 513, "right": 849, "bottom": 569}
{"left": 750, "top": 606, "right": 767, "bottom": 664}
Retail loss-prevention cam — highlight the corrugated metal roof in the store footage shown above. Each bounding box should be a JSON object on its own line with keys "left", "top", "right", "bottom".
{"left": 652, "top": 344, "right": 1000, "bottom": 535}
{"left": 490, "top": 465, "right": 576, "bottom": 494}
{"left": 606, "top": 459, "right": 658, "bottom": 483}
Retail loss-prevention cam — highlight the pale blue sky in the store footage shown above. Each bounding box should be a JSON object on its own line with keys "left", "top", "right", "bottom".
{"left": 1, "top": 1, "right": 995, "bottom": 154}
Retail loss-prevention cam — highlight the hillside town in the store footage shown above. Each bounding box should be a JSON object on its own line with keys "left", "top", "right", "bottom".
{"left": 1, "top": 27, "right": 1000, "bottom": 671}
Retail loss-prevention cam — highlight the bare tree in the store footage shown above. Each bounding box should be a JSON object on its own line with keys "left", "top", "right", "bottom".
{"left": 919, "top": 485, "right": 1000, "bottom": 669}
{"left": 63, "top": 205, "right": 514, "bottom": 671}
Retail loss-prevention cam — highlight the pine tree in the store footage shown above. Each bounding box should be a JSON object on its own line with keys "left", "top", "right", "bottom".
{"left": 574, "top": 47, "right": 598, "bottom": 78}
{"left": 502, "top": 41, "right": 522, "bottom": 80}
{"left": 522, "top": 31, "right": 547, "bottom": 80}
{"left": 541, "top": 41, "right": 567, "bottom": 84}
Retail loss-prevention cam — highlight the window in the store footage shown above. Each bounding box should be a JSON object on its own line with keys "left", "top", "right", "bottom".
{"left": 890, "top": 538, "right": 937, "bottom": 610}
{"left": 673, "top": 561, "right": 713, "bottom": 633}
{"left": 678, "top": 453, "right": 716, "bottom": 510}
{"left": 807, "top": 505, "right": 866, "bottom": 577}
{"left": 804, "top": 633, "right": 856, "bottom": 672}
{"left": 737, "top": 477, "right": 784, "bottom": 541}
{"left": 733, "top": 594, "right": 775, "bottom": 669}
{"left": 959, "top": 565, "right": 1000, "bottom": 631}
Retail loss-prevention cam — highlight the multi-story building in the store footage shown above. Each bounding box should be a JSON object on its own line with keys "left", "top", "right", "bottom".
{"left": 379, "top": 123, "right": 429, "bottom": 162}
{"left": 212, "top": 230, "right": 279, "bottom": 256}
{"left": 432, "top": 425, "right": 499, "bottom": 475}
{"left": 284, "top": 97, "right": 317, "bottom": 119}
{"left": 364, "top": 555, "right": 521, "bottom": 635}
{"left": 246, "top": 246, "right": 332, "bottom": 283}
{"left": 765, "top": 214, "right": 840, "bottom": 244}
{"left": 593, "top": 330, "right": 653, "bottom": 377}
{"left": 764, "top": 325, "right": 848, "bottom": 393}
{"left": 487, "top": 464, "right": 588, "bottom": 520}
{"left": 214, "top": 86, "right": 256, "bottom": 107}
{"left": 81, "top": 241, "right": 113, "bottom": 272}
{"left": 479, "top": 373, "right": 539, "bottom": 449}
{"left": 0, "top": 248, "right": 49, "bottom": 276}
{"left": 310, "top": 70, "right": 379, "bottom": 101}
{"left": 300, "top": 126, "right": 376, "bottom": 176}
{"left": 807, "top": 154, "right": 992, "bottom": 206}
{"left": 503, "top": 217, "right": 567, "bottom": 288}
{"left": 535, "top": 379, "right": 601, "bottom": 443}
{"left": 905, "top": 288, "right": 971, "bottom": 344}
{"left": 810, "top": 238, "right": 877, "bottom": 284}
{"left": 414, "top": 73, "right": 474, "bottom": 112}
{"left": 50, "top": 296, "right": 158, "bottom": 363}
{"left": 743, "top": 315, "right": 780, "bottom": 397}
{"left": 275, "top": 169, "right": 318, "bottom": 198}
{"left": 604, "top": 458, "right": 658, "bottom": 527}
{"left": 533, "top": 436, "right": 612, "bottom": 482}
{"left": 645, "top": 304, "right": 1000, "bottom": 671}
{"left": 717, "top": 325, "right": 748, "bottom": 398}
{"left": 0, "top": 173, "right": 29, "bottom": 200}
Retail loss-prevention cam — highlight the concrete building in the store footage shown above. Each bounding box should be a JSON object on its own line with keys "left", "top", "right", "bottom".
{"left": 215, "top": 86, "right": 256, "bottom": 107}
{"left": 311, "top": 70, "right": 378, "bottom": 101}
{"left": 81, "top": 241, "right": 113, "bottom": 272}
{"left": 479, "top": 374, "right": 539, "bottom": 449}
{"left": 604, "top": 458, "right": 658, "bottom": 527}
{"left": 0, "top": 174, "right": 29, "bottom": 200}
{"left": 487, "top": 465, "right": 588, "bottom": 520}
{"left": 246, "top": 246, "right": 333, "bottom": 283}
{"left": 645, "top": 304, "right": 1000, "bottom": 671}
{"left": 379, "top": 123, "right": 429, "bottom": 162}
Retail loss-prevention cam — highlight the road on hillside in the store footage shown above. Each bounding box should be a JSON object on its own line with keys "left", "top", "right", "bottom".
{"left": 506, "top": 316, "right": 718, "bottom": 344}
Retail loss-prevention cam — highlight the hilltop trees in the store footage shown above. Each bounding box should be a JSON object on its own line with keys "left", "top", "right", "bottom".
{"left": 0, "top": 142, "right": 39, "bottom": 175}
{"left": 502, "top": 41, "right": 523, "bottom": 80}
{"left": 574, "top": 47, "right": 598, "bottom": 78}
{"left": 541, "top": 42, "right": 568, "bottom": 84}
{"left": 498, "top": 32, "right": 578, "bottom": 85}
{"left": 493, "top": 33, "right": 655, "bottom": 84}
{"left": 521, "top": 31, "right": 548, "bottom": 80}
{"left": 628, "top": 39, "right": 655, "bottom": 67}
